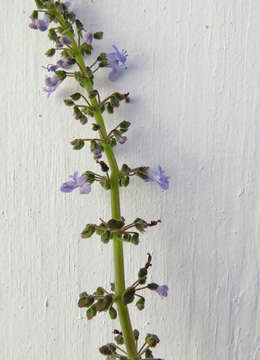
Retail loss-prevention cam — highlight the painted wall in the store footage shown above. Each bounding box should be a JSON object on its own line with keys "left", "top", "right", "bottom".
{"left": 1, "top": 1, "right": 260, "bottom": 359}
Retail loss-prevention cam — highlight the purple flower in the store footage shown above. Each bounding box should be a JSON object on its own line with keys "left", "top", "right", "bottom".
{"left": 93, "top": 145, "right": 103, "bottom": 160}
{"left": 117, "top": 135, "right": 127, "bottom": 144}
{"left": 43, "top": 74, "right": 60, "bottom": 97}
{"left": 60, "top": 171, "right": 91, "bottom": 194}
{"left": 46, "top": 58, "right": 73, "bottom": 73}
{"left": 82, "top": 31, "right": 93, "bottom": 45}
{"left": 145, "top": 165, "right": 169, "bottom": 190}
{"left": 29, "top": 19, "right": 38, "bottom": 30}
{"left": 107, "top": 45, "right": 128, "bottom": 81}
{"left": 60, "top": 36, "right": 72, "bottom": 46}
{"left": 156, "top": 285, "right": 168, "bottom": 298}
{"left": 29, "top": 14, "right": 50, "bottom": 32}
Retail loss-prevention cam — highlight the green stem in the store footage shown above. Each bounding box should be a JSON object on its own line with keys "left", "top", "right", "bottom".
{"left": 54, "top": 14, "right": 138, "bottom": 358}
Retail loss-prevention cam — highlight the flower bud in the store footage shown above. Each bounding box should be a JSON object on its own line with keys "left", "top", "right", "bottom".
{"left": 131, "top": 233, "right": 139, "bottom": 245}
{"left": 64, "top": 99, "right": 74, "bottom": 106}
{"left": 70, "top": 92, "right": 81, "bottom": 100}
{"left": 55, "top": 70, "right": 67, "bottom": 81}
{"left": 147, "top": 283, "right": 159, "bottom": 290}
{"left": 78, "top": 295, "right": 95, "bottom": 308}
{"left": 92, "top": 123, "right": 100, "bottom": 131}
{"left": 75, "top": 19, "right": 84, "bottom": 31}
{"left": 81, "top": 224, "right": 96, "bottom": 238}
{"left": 133, "top": 329, "right": 139, "bottom": 341}
{"left": 107, "top": 219, "right": 125, "bottom": 229}
{"left": 145, "top": 334, "right": 160, "bottom": 347}
{"left": 145, "top": 349, "right": 153, "bottom": 358}
{"left": 101, "top": 231, "right": 111, "bottom": 244}
{"left": 94, "top": 31, "right": 103, "bottom": 39}
{"left": 115, "top": 334, "right": 124, "bottom": 345}
{"left": 99, "top": 345, "right": 112, "bottom": 356}
{"left": 45, "top": 48, "right": 56, "bottom": 57}
{"left": 94, "top": 287, "right": 104, "bottom": 296}
{"left": 109, "top": 306, "right": 117, "bottom": 320}
{"left": 122, "top": 287, "right": 135, "bottom": 305}
{"left": 136, "top": 297, "right": 145, "bottom": 311}
{"left": 86, "top": 305, "right": 97, "bottom": 320}
{"left": 138, "top": 267, "right": 148, "bottom": 279}
{"left": 71, "top": 139, "right": 84, "bottom": 150}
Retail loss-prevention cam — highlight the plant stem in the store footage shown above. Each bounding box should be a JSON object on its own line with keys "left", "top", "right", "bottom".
{"left": 55, "top": 16, "right": 138, "bottom": 358}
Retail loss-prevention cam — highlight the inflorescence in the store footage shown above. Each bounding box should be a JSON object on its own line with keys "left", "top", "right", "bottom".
{"left": 29, "top": 1, "right": 169, "bottom": 359}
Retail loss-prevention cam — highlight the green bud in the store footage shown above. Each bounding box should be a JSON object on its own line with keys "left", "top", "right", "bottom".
{"left": 133, "top": 329, "right": 140, "bottom": 341}
{"left": 131, "top": 232, "right": 139, "bottom": 245}
{"left": 92, "top": 123, "right": 100, "bottom": 131}
{"left": 101, "top": 231, "right": 111, "bottom": 244}
{"left": 139, "top": 276, "right": 147, "bottom": 285}
{"left": 110, "top": 96, "right": 119, "bottom": 107}
{"left": 81, "top": 224, "right": 96, "bottom": 238}
{"left": 89, "top": 89, "right": 98, "bottom": 98}
{"left": 70, "top": 92, "right": 81, "bottom": 100}
{"left": 114, "top": 334, "right": 124, "bottom": 344}
{"left": 97, "top": 52, "right": 107, "bottom": 61}
{"left": 73, "top": 105, "right": 80, "bottom": 114}
{"left": 81, "top": 43, "right": 92, "bottom": 55}
{"left": 109, "top": 306, "right": 117, "bottom": 320}
{"left": 138, "top": 267, "right": 148, "bottom": 279}
{"left": 110, "top": 138, "right": 117, "bottom": 147}
{"left": 94, "top": 287, "right": 104, "bottom": 296}
{"left": 78, "top": 295, "right": 95, "bottom": 308}
{"left": 122, "top": 287, "right": 135, "bottom": 305}
{"left": 121, "top": 164, "right": 130, "bottom": 176}
{"left": 75, "top": 19, "right": 84, "bottom": 31}
{"left": 113, "top": 92, "right": 124, "bottom": 101}
{"left": 119, "top": 121, "right": 131, "bottom": 132}
{"left": 94, "top": 31, "right": 103, "bottom": 39}
{"left": 147, "top": 283, "right": 159, "bottom": 290}
{"left": 64, "top": 99, "right": 74, "bottom": 106}
{"left": 55, "top": 70, "right": 66, "bottom": 81}
{"left": 123, "top": 233, "right": 131, "bottom": 242}
{"left": 107, "top": 219, "right": 125, "bottom": 229}
{"left": 86, "top": 305, "right": 97, "bottom": 320}
{"left": 61, "top": 49, "right": 71, "bottom": 58}
{"left": 99, "top": 345, "right": 112, "bottom": 356}
{"left": 35, "top": 0, "right": 44, "bottom": 8}
{"left": 145, "top": 334, "right": 160, "bottom": 347}
{"left": 31, "top": 10, "right": 38, "bottom": 19}
{"left": 121, "top": 176, "right": 129, "bottom": 187}
{"left": 48, "top": 28, "right": 58, "bottom": 41}
{"left": 136, "top": 297, "right": 145, "bottom": 311}
{"left": 79, "top": 292, "right": 88, "bottom": 299}
{"left": 106, "top": 103, "right": 114, "bottom": 113}
{"left": 71, "top": 139, "right": 85, "bottom": 150}
{"left": 145, "top": 349, "right": 153, "bottom": 358}
{"left": 45, "top": 48, "right": 56, "bottom": 57}
{"left": 110, "top": 283, "right": 115, "bottom": 292}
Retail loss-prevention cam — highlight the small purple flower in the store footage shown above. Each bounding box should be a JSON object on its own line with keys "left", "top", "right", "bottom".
{"left": 93, "top": 145, "right": 103, "bottom": 160}
{"left": 46, "top": 58, "right": 72, "bottom": 73}
{"left": 107, "top": 45, "right": 128, "bottom": 81}
{"left": 117, "top": 135, "right": 127, "bottom": 144}
{"left": 29, "top": 14, "right": 50, "bottom": 32}
{"left": 156, "top": 285, "right": 168, "bottom": 298}
{"left": 145, "top": 165, "right": 169, "bottom": 190}
{"left": 60, "top": 36, "right": 72, "bottom": 46}
{"left": 60, "top": 171, "right": 91, "bottom": 194}
{"left": 29, "top": 19, "right": 38, "bottom": 30}
{"left": 82, "top": 31, "right": 93, "bottom": 45}
{"left": 43, "top": 74, "right": 60, "bottom": 97}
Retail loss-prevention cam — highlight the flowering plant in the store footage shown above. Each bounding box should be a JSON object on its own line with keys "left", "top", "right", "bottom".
{"left": 29, "top": 1, "right": 169, "bottom": 359}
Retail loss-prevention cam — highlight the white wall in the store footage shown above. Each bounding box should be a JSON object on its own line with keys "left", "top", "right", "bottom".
{"left": 1, "top": 1, "right": 260, "bottom": 359}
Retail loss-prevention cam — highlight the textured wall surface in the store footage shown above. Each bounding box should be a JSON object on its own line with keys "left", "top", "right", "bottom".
{"left": 1, "top": 1, "right": 260, "bottom": 359}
